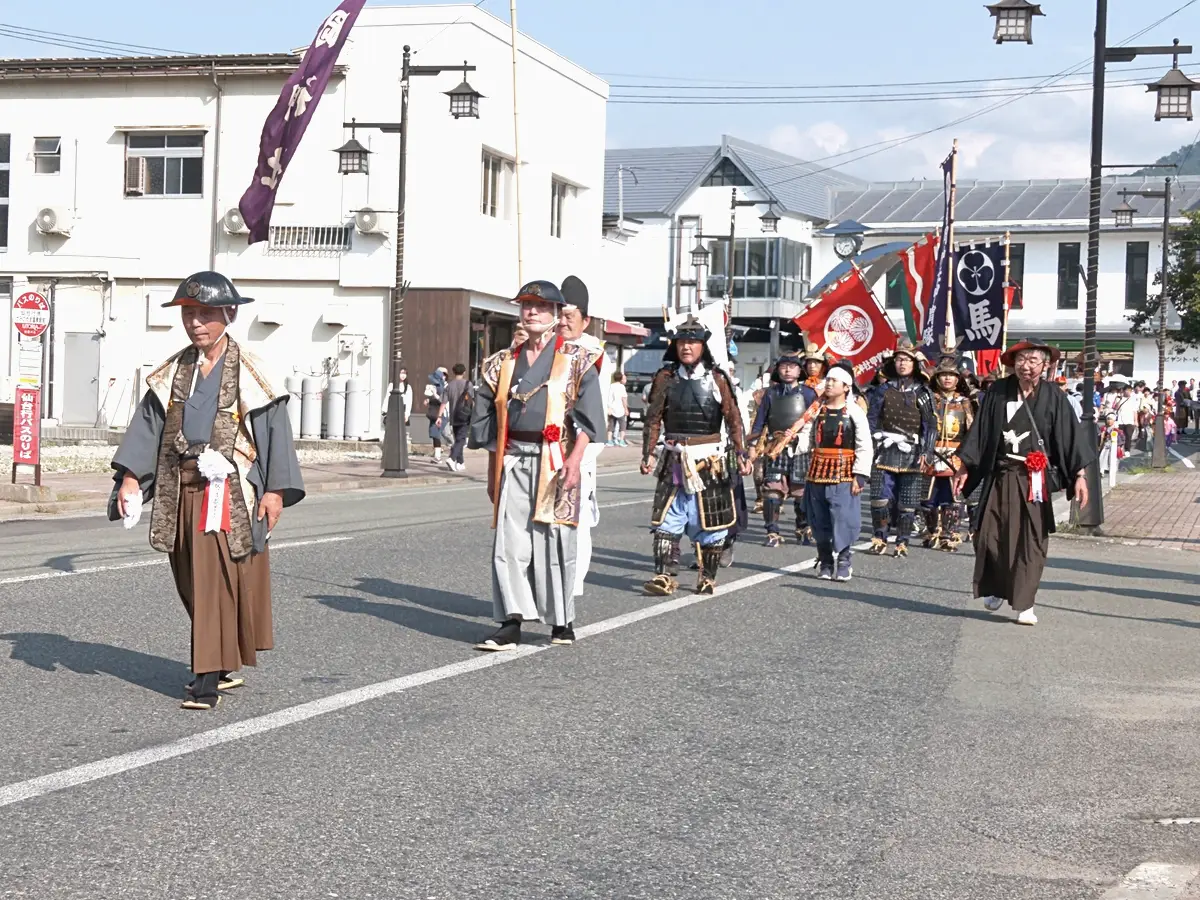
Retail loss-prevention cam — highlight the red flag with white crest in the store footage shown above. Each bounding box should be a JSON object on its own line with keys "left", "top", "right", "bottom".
{"left": 793, "top": 268, "right": 898, "bottom": 383}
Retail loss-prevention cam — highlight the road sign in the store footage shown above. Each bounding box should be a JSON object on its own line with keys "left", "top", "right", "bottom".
{"left": 12, "top": 385, "right": 41, "bottom": 467}
{"left": 13, "top": 292, "right": 50, "bottom": 339}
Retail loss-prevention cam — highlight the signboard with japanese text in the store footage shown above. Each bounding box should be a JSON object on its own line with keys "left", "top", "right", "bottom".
{"left": 13, "top": 291, "right": 50, "bottom": 339}
{"left": 13, "top": 385, "right": 41, "bottom": 467}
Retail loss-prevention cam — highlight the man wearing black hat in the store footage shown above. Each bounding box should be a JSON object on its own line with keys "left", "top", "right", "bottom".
{"left": 469, "top": 280, "right": 606, "bottom": 650}
{"left": 953, "top": 337, "right": 1095, "bottom": 626}
{"left": 921, "top": 345, "right": 974, "bottom": 552}
{"left": 109, "top": 272, "right": 304, "bottom": 710}
{"left": 640, "top": 314, "right": 746, "bottom": 596}
{"left": 746, "top": 351, "right": 820, "bottom": 547}
{"left": 866, "top": 339, "right": 936, "bottom": 557}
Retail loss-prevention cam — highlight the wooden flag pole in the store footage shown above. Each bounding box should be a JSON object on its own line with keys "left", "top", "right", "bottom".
{"left": 1000, "top": 230, "right": 1012, "bottom": 377}
{"left": 943, "top": 139, "right": 959, "bottom": 348}
{"left": 849, "top": 259, "right": 898, "bottom": 337}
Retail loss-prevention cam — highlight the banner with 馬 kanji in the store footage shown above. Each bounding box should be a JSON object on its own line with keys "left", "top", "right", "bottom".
{"left": 922, "top": 146, "right": 956, "bottom": 355}
{"left": 239, "top": 0, "right": 367, "bottom": 244}
{"left": 950, "top": 241, "right": 1006, "bottom": 351}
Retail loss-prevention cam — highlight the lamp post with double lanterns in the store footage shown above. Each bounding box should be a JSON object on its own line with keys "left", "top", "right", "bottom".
{"left": 336, "top": 46, "right": 482, "bottom": 478}
{"left": 687, "top": 195, "right": 782, "bottom": 355}
{"left": 986, "top": 1, "right": 1198, "bottom": 528}
{"left": 1113, "top": 175, "right": 1184, "bottom": 469}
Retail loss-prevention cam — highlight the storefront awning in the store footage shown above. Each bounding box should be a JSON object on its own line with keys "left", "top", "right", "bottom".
{"left": 604, "top": 321, "right": 649, "bottom": 338}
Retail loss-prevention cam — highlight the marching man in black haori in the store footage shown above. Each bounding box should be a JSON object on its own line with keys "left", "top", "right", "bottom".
{"left": 953, "top": 337, "right": 1095, "bottom": 626}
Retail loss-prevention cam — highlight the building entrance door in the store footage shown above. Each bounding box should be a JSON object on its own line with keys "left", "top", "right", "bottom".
{"left": 62, "top": 332, "right": 100, "bottom": 425}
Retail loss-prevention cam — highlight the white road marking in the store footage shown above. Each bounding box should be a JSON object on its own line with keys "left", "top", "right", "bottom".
{"left": 1168, "top": 447, "right": 1196, "bottom": 469}
{"left": 1100, "top": 862, "right": 1199, "bottom": 899}
{"left": 0, "top": 536, "right": 352, "bottom": 586}
{"left": 0, "top": 540, "right": 863, "bottom": 810}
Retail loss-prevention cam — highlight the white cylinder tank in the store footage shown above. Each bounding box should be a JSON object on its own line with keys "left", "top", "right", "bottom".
{"left": 284, "top": 375, "right": 303, "bottom": 438}
{"left": 324, "top": 376, "right": 348, "bottom": 441}
{"left": 344, "top": 377, "right": 367, "bottom": 441}
{"left": 300, "top": 377, "right": 323, "bottom": 440}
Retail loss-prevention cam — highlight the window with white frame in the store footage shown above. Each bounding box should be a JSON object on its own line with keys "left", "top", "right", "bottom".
{"left": 124, "top": 132, "right": 204, "bottom": 197}
{"left": 33, "top": 137, "right": 61, "bottom": 175}
{"left": 0, "top": 134, "right": 8, "bottom": 249}
{"left": 550, "top": 177, "right": 575, "bottom": 238}
{"left": 481, "top": 150, "right": 513, "bottom": 218}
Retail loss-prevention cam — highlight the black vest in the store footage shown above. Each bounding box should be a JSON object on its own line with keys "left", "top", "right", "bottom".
{"left": 766, "top": 384, "right": 810, "bottom": 432}
{"left": 664, "top": 368, "right": 724, "bottom": 436}
{"left": 815, "top": 406, "right": 856, "bottom": 448}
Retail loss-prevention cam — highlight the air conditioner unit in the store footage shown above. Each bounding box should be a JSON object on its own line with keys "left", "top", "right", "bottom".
{"left": 354, "top": 208, "right": 384, "bottom": 234}
{"left": 124, "top": 157, "right": 147, "bottom": 196}
{"left": 35, "top": 206, "right": 72, "bottom": 236}
{"left": 222, "top": 207, "right": 249, "bottom": 235}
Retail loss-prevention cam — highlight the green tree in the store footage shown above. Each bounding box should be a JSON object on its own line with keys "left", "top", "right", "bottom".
{"left": 1126, "top": 209, "right": 1200, "bottom": 349}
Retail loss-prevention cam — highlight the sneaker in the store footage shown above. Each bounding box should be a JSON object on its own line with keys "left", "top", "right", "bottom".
{"left": 1017, "top": 609, "right": 1038, "bottom": 626}
{"left": 433, "top": 450, "right": 443, "bottom": 462}
{"left": 835, "top": 561, "right": 853, "bottom": 581}
{"left": 550, "top": 624, "right": 576, "bottom": 645}
{"left": 817, "top": 564, "right": 834, "bottom": 580}
{"left": 981, "top": 595, "right": 1004, "bottom": 612}
{"left": 445, "top": 458, "right": 456, "bottom": 471}
{"left": 474, "top": 619, "right": 521, "bottom": 651}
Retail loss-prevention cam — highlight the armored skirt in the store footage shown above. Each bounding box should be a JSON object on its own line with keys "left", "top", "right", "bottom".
{"left": 170, "top": 461, "right": 273, "bottom": 674}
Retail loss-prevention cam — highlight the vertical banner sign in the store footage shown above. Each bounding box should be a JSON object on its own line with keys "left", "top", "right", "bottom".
{"left": 13, "top": 386, "right": 41, "bottom": 466}
{"left": 238, "top": 0, "right": 368, "bottom": 244}
{"left": 951, "top": 242, "right": 1006, "bottom": 350}
{"left": 923, "top": 148, "right": 956, "bottom": 355}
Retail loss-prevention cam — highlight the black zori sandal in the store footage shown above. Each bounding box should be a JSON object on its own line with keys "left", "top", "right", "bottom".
{"left": 181, "top": 672, "right": 221, "bottom": 710}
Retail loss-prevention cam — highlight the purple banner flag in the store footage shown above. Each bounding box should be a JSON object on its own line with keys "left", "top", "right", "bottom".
{"left": 239, "top": 0, "right": 367, "bottom": 244}
{"left": 922, "top": 148, "right": 955, "bottom": 356}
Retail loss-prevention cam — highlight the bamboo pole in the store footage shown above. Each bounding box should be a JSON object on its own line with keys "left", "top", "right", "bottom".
{"left": 509, "top": 0, "right": 524, "bottom": 284}
{"left": 943, "top": 139, "right": 959, "bottom": 347}
{"left": 1000, "top": 230, "right": 1012, "bottom": 377}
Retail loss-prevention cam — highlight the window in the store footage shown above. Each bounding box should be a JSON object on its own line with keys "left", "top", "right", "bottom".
{"left": 885, "top": 264, "right": 906, "bottom": 309}
{"left": 1056, "top": 242, "right": 1081, "bottom": 310}
{"left": 705, "top": 236, "right": 810, "bottom": 299}
{"left": 702, "top": 158, "right": 752, "bottom": 187}
{"left": 480, "top": 150, "right": 514, "bottom": 218}
{"left": 33, "top": 137, "right": 61, "bottom": 175}
{"left": 1007, "top": 242, "right": 1025, "bottom": 309}
{"left": 0, "top": 133, "right": 8, "bottom": 250}
{"left": 124, "top": 133, "right": 204, "bottom": 197}
{"left": 1124, "top": 241, "right": 1150, "bottom": 309}
{"left": 550, "top": 177, "right": 574, "bottom": 238}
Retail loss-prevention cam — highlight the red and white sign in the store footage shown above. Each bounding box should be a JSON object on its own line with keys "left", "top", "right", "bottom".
{"left": 13, "top": 385, "right": 41, "bottom": 467}
{"left": 13, "top": 292, "right": 51, "bottom": 339}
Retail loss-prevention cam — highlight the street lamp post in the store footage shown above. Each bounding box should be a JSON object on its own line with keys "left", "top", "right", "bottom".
{"left": 338, "top": 46, "right": 481, "bottom": 478}
{"left": 1113, "top": 176, "right": 1175, "bottom": 469}
{"left": 988, "top": 2, "right": 1196, "bottom": 528}
{"left": 707, "top": 190, "right": 782, "bottom": 354}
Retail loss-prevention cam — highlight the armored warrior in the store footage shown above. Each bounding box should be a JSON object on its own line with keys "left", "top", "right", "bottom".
{"left": 804, "top": 361, "right": 873, "bottom": 581}
{"left": 109, "top": 272, "right": 305, "bottom": 711}
{"left": 921, "top": 350, "right": 974, "bottom": 552}
{"left": 866, "top": 339, "right": 936, "bottom": 557}
{"left": 800, "top": 341, "right": 830, "bottom": 393}
{"left": 469, "top": 280, "right": 606, "bottom": 651}
{"left": 641, "top": 315, "right": 746, "bottom": 596}
{"left": 746, "top": 351, "right": 819, "bottom": 547}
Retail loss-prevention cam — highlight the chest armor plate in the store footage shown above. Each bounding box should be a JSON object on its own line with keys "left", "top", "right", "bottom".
{"left": 815, "top": 408, "right": 855, "bottom": 448}
{"left": 935, "top": 394, "right": 969, "bottom": 447}
{"left": 664, "top": 371, "right": 723, "bottom": 436}
{"left": 879, "top": 385, "right": 923, "bottom": 436}
{"left": 766, "top": 386, "right": 810, "bottom": 432}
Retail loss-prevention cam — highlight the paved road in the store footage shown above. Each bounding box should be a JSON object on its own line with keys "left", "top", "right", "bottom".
{"left": 2, "top": 471, "right": 1200, "bottom": 899}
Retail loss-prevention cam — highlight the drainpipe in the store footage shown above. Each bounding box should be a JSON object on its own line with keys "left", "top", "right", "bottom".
{"left": 209, "top": 64, "right": 224, "bottom": 270}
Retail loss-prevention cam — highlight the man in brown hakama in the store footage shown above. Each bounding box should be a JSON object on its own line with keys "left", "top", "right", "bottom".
{"left": 109, "top": 272, "right": 304, "bottom": 709}
{"left": 954, "top": 338, "right": 1095, "bottom": 626}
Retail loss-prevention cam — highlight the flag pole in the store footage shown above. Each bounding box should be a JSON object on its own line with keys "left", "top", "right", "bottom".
{"left": 1000, "top": 230, "right": 1012, "bottom": 376}
{"left": 849, "top": 260, "right": 897, "bottom": 336}
{"left": 943, "top": 139, "right": 959, "bottom": 348}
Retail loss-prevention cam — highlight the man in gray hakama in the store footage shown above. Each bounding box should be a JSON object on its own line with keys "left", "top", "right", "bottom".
{"left": 470, "top": 280, "right": 605, "bottom": 651}
{"left": 109, "top": 272, "right": 304, "bottom": 709}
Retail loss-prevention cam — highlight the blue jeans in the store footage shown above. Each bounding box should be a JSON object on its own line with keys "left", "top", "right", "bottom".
{"left": 656, "top": 490, "right": 728, "bottom": 547}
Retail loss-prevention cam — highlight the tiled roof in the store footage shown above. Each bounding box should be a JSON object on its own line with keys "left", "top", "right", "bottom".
{"left": 603, "top": 136, "right": 865, "bottom": 221}
{"left": 832, "top": 176, "right": 1200, "bottom": 224}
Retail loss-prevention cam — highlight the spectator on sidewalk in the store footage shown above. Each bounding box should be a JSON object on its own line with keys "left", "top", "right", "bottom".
{"left": 1056, "top": 375, "right": 1082, "bottom": 421}
{"left": 381, "top": 367, "right": 414, "bottom": 450}
{"left": 425, "top": 367, "right": 448, "bottom": 462}
{"left": 1114, "top": 384, "right": 1138, "bottom": 451}
{"left": 607, "top": 372, "right": 629, "bottom": 446}
{"left": 443, "top": 364, "right": 474, "bottom": 473}
{"left": 1099, "top": 412, "right": 1124, "bottom": 475}
{"left": 1178, "top": 380, "right": 1195, "bottom": 436}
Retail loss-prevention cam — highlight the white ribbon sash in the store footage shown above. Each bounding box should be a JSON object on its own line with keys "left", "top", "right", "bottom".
{"left": 196, "top": 448, "right": 236, "bottom": 534}
{"left": 875, "top": 431, "right": 915, "bottom": 453}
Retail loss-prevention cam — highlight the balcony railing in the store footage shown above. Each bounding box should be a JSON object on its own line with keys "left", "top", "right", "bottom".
{"left": 267, "top": 225, "right": 352, "bottom": 256}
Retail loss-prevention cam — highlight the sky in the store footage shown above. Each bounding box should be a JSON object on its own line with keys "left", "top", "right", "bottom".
{"left": 3, "top": 0, "right": 1200, "bottom": 184}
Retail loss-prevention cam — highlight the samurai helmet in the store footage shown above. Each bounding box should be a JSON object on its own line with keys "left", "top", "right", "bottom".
{"left": 511, "top": 280, "right": 566, "bottom": 306}
{"left": 164, "top": 271, "right": 254, "bottom": 308}
{"left": 881, "top": 338, "right": 929, "bottom": 382}
{"left": 801, "top": 340, "right": 831, "bottom": 367}
{"left": 663, "top": 314, "right": 716, "bottom": 367}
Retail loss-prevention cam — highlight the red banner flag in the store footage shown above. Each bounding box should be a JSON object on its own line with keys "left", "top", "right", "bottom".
{"left": 975, "top": 350, "right": 1001, "bottom": 376}
{"left": 794, "top": 271, "right": 898, "bottom": 383}
{"left": 902, "top": 233, "right": 938, "bottom": 342}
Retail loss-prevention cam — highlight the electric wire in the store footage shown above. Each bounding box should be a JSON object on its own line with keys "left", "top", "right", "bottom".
{"left": 0, "top": 22, "right": 190, "bottom": 56}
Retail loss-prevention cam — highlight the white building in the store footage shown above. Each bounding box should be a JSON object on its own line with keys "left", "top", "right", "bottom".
{"left": 827, "top": 175, "right": 1200, "bottom": 384}
{"left": 0, "top": 3, "right": 609, "bottom": 432}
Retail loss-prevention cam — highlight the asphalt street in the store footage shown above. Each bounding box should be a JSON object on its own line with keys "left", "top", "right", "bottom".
{"left": 2, "top": 469, "right": 1200, "bottom": 899}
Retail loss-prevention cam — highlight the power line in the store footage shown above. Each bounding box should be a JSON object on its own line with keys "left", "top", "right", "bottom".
{"left": 0, "top": 22, "right": 190, "bottom": 56}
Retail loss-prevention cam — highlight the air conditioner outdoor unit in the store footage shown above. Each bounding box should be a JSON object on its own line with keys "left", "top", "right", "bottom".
{"left": 354, "top": 208, "right": 384, "bottom": 234}
{"left": 35, "top": 206, "right": 72, "bottom": 236}
{"left": 222, "top": 207, "right": 249, "bottom": 235}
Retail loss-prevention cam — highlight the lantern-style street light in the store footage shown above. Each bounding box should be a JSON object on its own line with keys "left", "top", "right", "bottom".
{"left": 985, "top": 0, "right": 1044, "bottom": 44}
{"left": 1146, "top": 43, "right": 1200, "bottom": 121}
{"left": 337, "top": 45, "right": 480, "bottom": 479}
{"left": 759, "top": 205, "right": 781, "bottom": 234}
{"left": 989, "top": 1, "right": 1192, "bottom": 528}
{"left": 690, "top": 238, "right": 710, "bottom": 269}
{"left": 1112, "top": 196, "right": 1137, "bottom": 228}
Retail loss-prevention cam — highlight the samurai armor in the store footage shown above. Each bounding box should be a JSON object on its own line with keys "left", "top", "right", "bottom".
{"left": 664, "top": 376, "right": 723, "bottom": 436}
{"left": 648, "top": 452, "right": 737, "bottom": 533}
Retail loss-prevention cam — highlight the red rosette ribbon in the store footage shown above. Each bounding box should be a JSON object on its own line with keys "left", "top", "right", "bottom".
{"left": 1025, "top": 450, "right": 1049, "bottom": 503}
{"left": 544, "top": 423, "right": 565, "bottom": 471}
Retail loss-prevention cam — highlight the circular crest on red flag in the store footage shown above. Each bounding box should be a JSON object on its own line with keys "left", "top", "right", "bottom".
{"left": 824, "top": 305, "right": 874, "bottom": 356}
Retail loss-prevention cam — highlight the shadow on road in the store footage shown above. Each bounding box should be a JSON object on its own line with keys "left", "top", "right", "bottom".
{"left": 1045, "top": 556, "right": 1200, "bottom": 584}
{"left": 1040, "top": 580, "right": 1200, "bottom": 609}
{"left": 1037, "top": 602, "right": 1200, "bottom": 630}
{"left": 796, "top": 585, "right": 1004, "bottom": 622}
{"left": 0, "top": 632, "right": 190, "bottom": 698}
{"left": 315, "top": 592, "right": 485, "bottom": 645}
